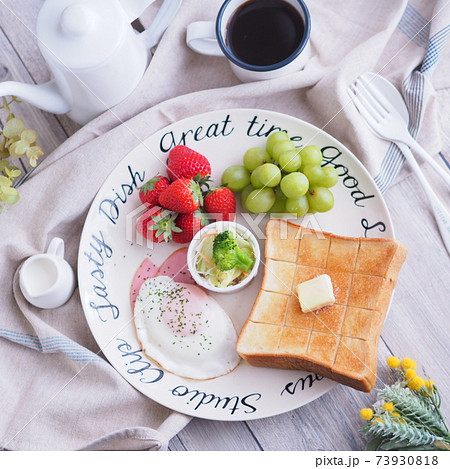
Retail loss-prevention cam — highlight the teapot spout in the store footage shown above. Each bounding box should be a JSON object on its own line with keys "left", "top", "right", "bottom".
{"left": 0, "top": 80, "right": 70, "bottom": 115}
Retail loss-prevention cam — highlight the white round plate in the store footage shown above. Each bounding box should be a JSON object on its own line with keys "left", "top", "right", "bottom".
{"left": 78, "top": 109, "right": 393, "bottom": 421}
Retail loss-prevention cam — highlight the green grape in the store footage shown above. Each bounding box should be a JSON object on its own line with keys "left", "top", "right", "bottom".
{"left": 258, "top": 163, "right": 281, "bottom": 187}
{"left": 251, "top": 163, "right": 281, "bottom": 188}
{"left": 280, "top": 172, "right": 309, "bottom": 198}
{"left": 302, "top": 164, "right": 323, "bottom": 185}
{"left": 250, "top": 167, "right": 264, "bottom": 188}
{"left": 278, "top": 149, "right": 301, "bottom": 172}
{"left": 285, "top": 196, "right": 309, "bottom": 217}
{"left": 299, "top": 145, "right": 323, "bottom": 167}
{"left": 240, "top": 184, "right": 255, "bottom": 206}
{"left": 271, "top": 140, "right": 296, "bottom": 162}
{"left": 306, "top": 186, "right": 335, "bottom": 212}
{"left": 320, "top": 166, "right": 339, "bottom": 188}
{"left": 266, "top": 131, "right": 290, "bottom": 155}
{"left": 243, "top": 147, "right": 271, "bottom": 171}
{"left": 221, "top": 165, "right": 251, "bottom": 192}
{"left": 245, "top": 187, "right": 276, "bottom": 213}
{"left": 269, "top": 188, "right": 287, "bottom": 214}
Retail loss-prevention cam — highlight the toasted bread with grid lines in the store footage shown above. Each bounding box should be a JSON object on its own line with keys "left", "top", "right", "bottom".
{"left": 236, "top": 219, "right": 407, "bottom": 392}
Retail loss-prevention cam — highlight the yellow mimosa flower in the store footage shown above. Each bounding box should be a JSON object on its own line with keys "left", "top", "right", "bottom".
{"left": 404, "top": 368, "right": 416, "bottom": 381}
{"left": 407, "top": 376, "right": 425, "bottom": 391}
{"left": 386, "top": 356, "right": 400, "bottom": 369}
{"left": 382, "top": 402, "right": 394, "bottom": 412}
{"left": 360, "top": 408, "right": 373, "bottom": 420}
{"left": 425, "top": 379, "right": 435, "bottom": 391}
{"left": 400, "top": 357, "right": 417, "bottom": 370}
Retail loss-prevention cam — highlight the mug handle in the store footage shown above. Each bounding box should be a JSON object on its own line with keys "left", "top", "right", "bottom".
{"left": 47, "top": 237, "right": 65, "bottom": 258}
{"left": 141, "top": 0, "right": 183, "bottom": 49}
{"left": 186, "top": 21, "right": 223, "bottom": 57}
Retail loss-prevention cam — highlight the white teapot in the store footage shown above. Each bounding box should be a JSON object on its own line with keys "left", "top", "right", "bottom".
{"left": 0, "top": 0, "right": 182, "bottom": 124}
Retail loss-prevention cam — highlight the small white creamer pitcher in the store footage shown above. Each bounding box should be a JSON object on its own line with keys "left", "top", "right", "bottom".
{"left": 0, "top": 0, "right": 182, "bottom": 124}
{"left": 19, "top": 237, "right": 76, "bottom": 309}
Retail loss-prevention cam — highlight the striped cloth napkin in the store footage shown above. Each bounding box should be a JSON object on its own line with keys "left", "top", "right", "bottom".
{"left": 373, "top": 0, "right": 450, "bottom": 192}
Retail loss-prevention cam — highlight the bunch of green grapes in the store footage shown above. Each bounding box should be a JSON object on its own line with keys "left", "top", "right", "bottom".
{"left": 221, "top": 131, "right": 339, "bottom": 216}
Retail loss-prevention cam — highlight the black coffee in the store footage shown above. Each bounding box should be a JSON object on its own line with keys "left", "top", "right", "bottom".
{"left": 226, "top": 0, "right": 305, "bottom": 67}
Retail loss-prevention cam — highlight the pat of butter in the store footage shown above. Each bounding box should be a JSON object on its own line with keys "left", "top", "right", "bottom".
{"left": 297, "top": 274, "right": 335, "bottom": 313}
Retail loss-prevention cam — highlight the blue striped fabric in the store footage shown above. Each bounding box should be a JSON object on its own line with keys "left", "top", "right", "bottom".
{"left": 440, "top": 151, "right": 450, "bottom": 169}
{"left": 374, "top": 1, "right": 450, "bottom": 193}
{"left": 373, "top": 144, "right": 405, "bottom": 193}
{"left": 397, "top": 3, "right": 430, "bottom": 48}
{"left": 422, "top": 24, "right": 450, "bottom": 73}
{"left": 0, "top": 328, "right": 104, "bottom": 362}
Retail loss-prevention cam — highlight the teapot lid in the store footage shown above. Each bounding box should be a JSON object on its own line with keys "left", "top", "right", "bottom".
{"left": 36, "top": 0, "right": 128, "bottom": 70}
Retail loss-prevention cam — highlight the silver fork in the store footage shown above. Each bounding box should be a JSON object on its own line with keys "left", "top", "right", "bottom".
{"left": 349, "top": 74, "right": 450, "bottom": 187}
{"left": 348, "top": 75, "right": 450, "bottom": 254}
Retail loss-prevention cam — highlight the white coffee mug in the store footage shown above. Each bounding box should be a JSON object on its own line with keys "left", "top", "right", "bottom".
{"left": 186, "top": 0, "right": 311, "bottom": 82}
{"left": 19, "top": 237, "right": 76, "bottom": 309}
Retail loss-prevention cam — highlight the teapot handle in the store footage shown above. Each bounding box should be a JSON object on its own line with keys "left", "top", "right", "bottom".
{"left": 119, "top": 0, "right": 156, "bottom": 22}
{"left": 140, "top": 0, "right": 183, "bottom": 49}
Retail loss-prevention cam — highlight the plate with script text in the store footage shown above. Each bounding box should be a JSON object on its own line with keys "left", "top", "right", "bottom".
{"left": 78, "top": 109, "right": 393, "bottom": 420}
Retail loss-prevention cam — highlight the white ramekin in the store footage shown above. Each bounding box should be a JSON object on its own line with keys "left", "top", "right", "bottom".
{"left": 187, "top": 221, "right": 261, "bottom": 293}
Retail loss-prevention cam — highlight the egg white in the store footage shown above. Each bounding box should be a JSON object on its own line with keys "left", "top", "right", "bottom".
{"left": 133, "top": 276, "right": 241, "bottom": 380}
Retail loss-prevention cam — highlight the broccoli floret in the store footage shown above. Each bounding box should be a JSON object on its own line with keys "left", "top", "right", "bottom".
{"left": 212, "top": 230, "right": 254, "bottom": 272}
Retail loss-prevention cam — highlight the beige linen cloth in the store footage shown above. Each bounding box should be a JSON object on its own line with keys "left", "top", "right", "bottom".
{"left": 1, "top": 0, "right": 449, "bottom": 451}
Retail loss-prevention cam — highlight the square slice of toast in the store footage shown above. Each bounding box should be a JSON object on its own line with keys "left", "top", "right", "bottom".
{"left": 236, "top": 219, "right": 407, "bottom": 392}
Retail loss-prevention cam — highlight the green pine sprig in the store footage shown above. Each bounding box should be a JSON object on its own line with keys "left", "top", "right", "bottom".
{"left": 379, "top": 386, "right": 447, "bottom": 437}
{"left": 362, "top": 412, "right": 438, "bottom": 448}
{"left": 359, "top": 356, "right": 450, "bottom": 451}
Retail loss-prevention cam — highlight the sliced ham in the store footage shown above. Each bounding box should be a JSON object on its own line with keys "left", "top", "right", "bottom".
{"left": 156, "top": 247, "right": 195, "bottom": 284}
{"left": 130, "top": 248, "right": 195, "bottom": 311}
{"left": 130, "top": 258, "right": 159, "bottom": 310}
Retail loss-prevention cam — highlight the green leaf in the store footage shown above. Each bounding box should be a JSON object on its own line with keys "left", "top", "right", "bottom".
{"left": 2, "top": 117, "right": 25, "bottom": 138}
{"left": 0, "top": 160, "right": 10, "bottom": 171}
{"left": 4, "top": 166, "right": 21, "bottom": 178}
{"left": 434, "top": 440, "right": 450, "bottom": 450}
{"left": 365, "top": 437, "right": 385, "bottom": 451}
{"left": 380, "top": 439, "right": 415, "bottom": 450}
{"left": 0, "top": 174, "right": 12, "bottom": 187}
{"left": 0, "top": 186, "right": 19, "bottom": 204}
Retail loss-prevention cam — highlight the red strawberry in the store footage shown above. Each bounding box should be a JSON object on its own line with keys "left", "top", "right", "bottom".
{"left": 172, "top": 210, "right": 210, "bottom": 244}
{"left": 203, "top": 187, "right": 236, "bottom": 222}
{"left": 139, "top": 175, "right": 170, "bottom": 207}
{"left": 159, "top": 178, "right": 203, "bottom": 214}
{"left": 167, "top": 145, "right": 211, "bottom": 182}
{"left": 136, "top": 206, "right": 180, "bottom": 243}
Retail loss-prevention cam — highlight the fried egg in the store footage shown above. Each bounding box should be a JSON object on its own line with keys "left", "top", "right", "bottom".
{"left": 133, "top": 275, "right": 240, "bottom": 380}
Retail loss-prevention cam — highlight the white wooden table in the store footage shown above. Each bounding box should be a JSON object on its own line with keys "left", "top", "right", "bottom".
{"left": 1, "top": 0, "right": 449, "bottom": 451}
